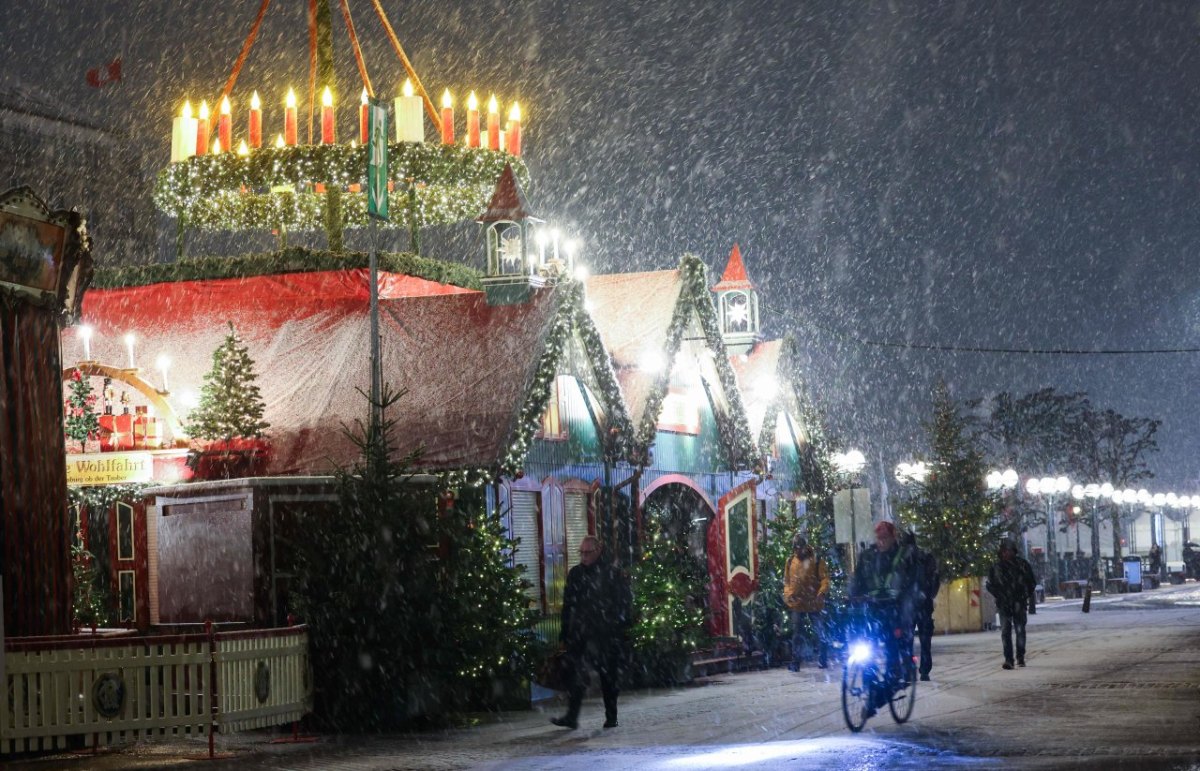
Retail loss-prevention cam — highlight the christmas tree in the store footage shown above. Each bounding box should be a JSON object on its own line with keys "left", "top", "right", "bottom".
{"left": 435, "top": 494, "right": 538, "bottom": 710}
{"left": 63, "top": 369, "right": 101, "bottom": 452}
{"left": 749, "top": 501, "right": 801, "bottom": 665}
{"left": 630, "top": 505, "right": 706, "bottom": 684}
{"left": 187, "top": 323, "right": 269, "bottom": 442}
{"left": 290, "top": 387, "right": 536, "bottom": 727}
{"left": 897, "top": 379, "right": 1006, "bottom": 580}
{"left": 71, "top": 542, "right": 112, "bottom": 627}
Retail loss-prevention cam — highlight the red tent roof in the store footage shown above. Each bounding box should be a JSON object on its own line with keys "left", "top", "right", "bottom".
{"left": 712, "top": 243, "right": 754, "bottom": 291}
{"left": 76, "top": 270, "right": 556, "bottom": 473}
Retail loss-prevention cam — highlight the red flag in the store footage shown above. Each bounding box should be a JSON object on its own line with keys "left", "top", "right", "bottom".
{"left": 86, "top": 57, "right": 122, "bottom": 88}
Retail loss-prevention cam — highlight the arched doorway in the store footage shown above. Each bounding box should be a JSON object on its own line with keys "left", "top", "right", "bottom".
{"left": 642, "top": 478, "right": 716, "bottom": 634}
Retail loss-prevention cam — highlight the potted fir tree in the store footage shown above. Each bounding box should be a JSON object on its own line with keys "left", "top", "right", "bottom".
{"left": 186, "top": 323, "right": 271, "bottom": 480}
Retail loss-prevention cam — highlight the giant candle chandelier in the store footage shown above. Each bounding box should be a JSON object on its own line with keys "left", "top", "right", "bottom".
{"left": 153, "top": 0, "right": 530, "bottom": 254}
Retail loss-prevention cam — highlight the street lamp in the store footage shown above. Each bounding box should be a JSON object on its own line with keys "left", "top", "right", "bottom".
{"left": 834, "top": 449, "right": 867, "bottom": 575}
{"left": 987, "top": 467, "right": 1021, "bottom": 549}
{"left": 1026, "top": 475, "right": 1070, "bottom": 597}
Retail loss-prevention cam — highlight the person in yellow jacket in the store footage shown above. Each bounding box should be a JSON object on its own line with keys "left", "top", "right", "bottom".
{"left": 784, "top": 533, "right": 830, "bottom": 670}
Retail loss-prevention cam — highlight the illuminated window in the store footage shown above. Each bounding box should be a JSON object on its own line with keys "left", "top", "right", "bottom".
{"left": 536, "top": 377, "right": 567, "bottom": 440}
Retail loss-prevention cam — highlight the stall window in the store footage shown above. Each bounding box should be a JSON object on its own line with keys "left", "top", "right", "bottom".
{"left": 116, "top": 502, "right": 134, "bottom": 561}
{"left": 564, "top": 492, "right": 589, "bottom": 573}
{"left": 118, "top": 570, "right": 136, "bottom": 623}
{"left": 510, "top": 490, "right": 543, "bottom": 609}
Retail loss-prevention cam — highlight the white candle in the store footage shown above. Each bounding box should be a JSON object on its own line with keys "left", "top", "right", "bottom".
{"left": 170, "top": 101, "right": 198, "bottom": 162}
{"left": 394, "top": 78, "right": 424, "bottom": 143}
{"left": 156, "top": 354, "right": 171, "bottom": 392}
{"left": 124, "top": 333, "right": 136, "bottom": 369}
{"left": 79, "top": 324, "right": 93, "bottom": 361}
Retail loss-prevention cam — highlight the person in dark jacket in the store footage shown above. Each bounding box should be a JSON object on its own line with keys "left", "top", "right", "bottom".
{"left": 904, "top": 531, "right": 941, "bottom": 681}
{"left": 551, "top": 535, "right": 632, "bottom": 730}
{"left": 986, "top": 538, "right": 1037, "bottom": 670}
{"left": 850, "top": 521, "right": 918, "bottom": 710}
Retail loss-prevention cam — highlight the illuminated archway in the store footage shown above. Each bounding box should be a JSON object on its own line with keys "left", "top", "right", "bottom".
{"left": 62, "top": 362, "right": 184, "bottom": 441}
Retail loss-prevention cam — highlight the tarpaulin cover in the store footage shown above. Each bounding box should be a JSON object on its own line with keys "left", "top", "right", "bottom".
{"left": 74, "top": 269, "right": 559, "bottom": 473}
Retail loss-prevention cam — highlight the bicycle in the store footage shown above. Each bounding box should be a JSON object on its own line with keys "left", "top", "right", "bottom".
{"left": 840, "top": 597, "right": 917, "bottom": 732}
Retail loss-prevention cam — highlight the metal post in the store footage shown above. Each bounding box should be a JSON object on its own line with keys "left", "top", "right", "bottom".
{"left": 1047, "top": 497, "right": 1058, "bottom": 596}
{"left": 369, "top": 220, "right": 382, "bottom": 428}
{"left": 848, "top": 485, "right": 857, "bottom": 579}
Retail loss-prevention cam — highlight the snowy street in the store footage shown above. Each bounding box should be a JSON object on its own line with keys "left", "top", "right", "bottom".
{"left": 32, "top": 583, "right": 1200, "bottom": 770}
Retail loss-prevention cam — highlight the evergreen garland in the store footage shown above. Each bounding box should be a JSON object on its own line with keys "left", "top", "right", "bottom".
{"left": 187, "top": 323, "right": 270, "bottom": 442}
{"left": 154, "top": 143, "right": 529, "bottom": 233}
{"left": 92, "top": 247, "right": 482, "bottom": 291}
{"left": 897, "top": 379, "right": 1006, "bottom": 580}
{"left": 633, "top": 254, "right": 758, "bottom": 469}
{"left": 63, "top": 369, "right": 101, "bottom": 451}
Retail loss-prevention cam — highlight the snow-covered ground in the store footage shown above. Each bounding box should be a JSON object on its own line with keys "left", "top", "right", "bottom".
{"left": 20, "top": 583, "right": 1200, "bottom": 770}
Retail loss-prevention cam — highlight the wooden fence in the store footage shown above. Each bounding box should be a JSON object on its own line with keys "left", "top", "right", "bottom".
{"left": 1, "top": 624, "right": 310, "bottom": 754}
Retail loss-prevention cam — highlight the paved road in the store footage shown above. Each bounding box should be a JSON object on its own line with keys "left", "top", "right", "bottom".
{"left": 20, "top": 583, "right": 1200, "bottom": 770}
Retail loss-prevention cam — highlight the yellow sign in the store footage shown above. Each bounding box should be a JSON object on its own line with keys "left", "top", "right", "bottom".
{"left": 67, "top": 452, "right": 153, "bottom": 486}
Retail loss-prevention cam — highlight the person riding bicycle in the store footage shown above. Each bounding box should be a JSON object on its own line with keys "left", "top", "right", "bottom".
{"left": 850, "top": 521, "right": 919, "bottom": 712}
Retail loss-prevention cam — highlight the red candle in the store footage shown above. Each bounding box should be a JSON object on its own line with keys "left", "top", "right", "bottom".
{"left": 359, "top": 87, "right": 369, "bottom": 144}
{"left": 466, "top": 91, "right": 480, "bottom": 148}
{"left": 284, "top": 88, "right": 298, "bottom": 146}
{"left": 218, "top": 96, "right": 232, "bottom": 153}
{"left": 196, "top": 100, "right": 210, "bottom": 155}
{"left": 506, "top": 102, "right": 521, "bottom": 156}
{"left": 249, "top": 90, "right": 262, "bottom": 148}
{"left": 440, "top": 89, "right": 454, "bottom": 145}
{"left": 487, "top": 94, "right": 500, "bottom": 150}
{"left": 321, "top": 86, "right": 336, "bottom": 144}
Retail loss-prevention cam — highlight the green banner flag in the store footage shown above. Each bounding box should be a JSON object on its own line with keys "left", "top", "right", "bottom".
{"left": 367, "top": 98, "right": 389, "bottom": 220}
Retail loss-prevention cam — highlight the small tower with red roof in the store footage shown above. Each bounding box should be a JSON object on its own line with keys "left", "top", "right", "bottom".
{"left": 712, "top": 244, "right": 761, "bottom": 354}
{"left": 476, "top": 163, "right": 547, "bottom": 305}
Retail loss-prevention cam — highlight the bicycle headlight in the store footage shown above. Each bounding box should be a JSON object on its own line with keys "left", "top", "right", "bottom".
{"left": 848, "top": 642, "right": 872, "bottom": 665}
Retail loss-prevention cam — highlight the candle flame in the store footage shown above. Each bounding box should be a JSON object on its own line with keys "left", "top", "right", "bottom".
{"left": 237, "top": 139, "right": 250, "bottom": 156}
{"left": 124, "top": 333, "right": 136, "bottom": 346}
{"left": 350, "top": 139, "right": 357, "bottom": 148}
{"left": 275, "top": 134, "right": 286, "bottom": 149}
{"left": 220, "top": 95, "right": 231, "bottom": 115}
{"left": 198, "top": 100, "right": 210, "bottom": 119}
{"left": 441, "top": 89, "right": 453, "bottom": 109}
{"left": 182, "top": 100, "right": 193, "bottom": 119}
{"left": 509, "top": 102, "right": 521, "bottom": 121}
{"left": 285, "top": 88, "right": 297, "bottom": 108}
{"left": 322, "top": 86, "right": 333, "bottom": 108}
{"left": 251, "top": 90, "right": 261, "bottom": 110}
{"left": 212, "top": 137, "right": 222, "bottom": 153}
{"left": 488, "top": 94, "right": 498, "bottom": 114}
{"left": 467, "top": 91, "right": 478, "bottom": 110}
{"left": 156, "top": 354, "right": 171, "bottom": 371}
{"left": 361, "top": 87, "right": 368, "bottom": 104}
{"left": 403, "top": 79, "right": 414, "bottom": 98}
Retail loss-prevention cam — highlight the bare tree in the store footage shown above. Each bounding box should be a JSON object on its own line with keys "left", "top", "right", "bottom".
{"left": 1069, "top": 405, "right": 1160, "bottom": 573}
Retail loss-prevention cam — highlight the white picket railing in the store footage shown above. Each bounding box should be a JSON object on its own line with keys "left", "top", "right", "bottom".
{"left": 0, "top": 625, "right": 310, "bottom": 754}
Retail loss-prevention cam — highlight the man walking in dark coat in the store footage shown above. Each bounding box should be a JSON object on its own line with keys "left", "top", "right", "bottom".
{"left": 551, "top": 535, "right": 632, "bottom": 730}
{"left": 904, "top": 531, "right": 941, "bottom": 681}
{"left": 986, "top": 538, "right": 1038, "bottom": 670}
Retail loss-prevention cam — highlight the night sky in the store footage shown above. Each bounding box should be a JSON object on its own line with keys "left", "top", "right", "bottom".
{"left": 4, "top": 1, "right": 1200, "bottom": 490}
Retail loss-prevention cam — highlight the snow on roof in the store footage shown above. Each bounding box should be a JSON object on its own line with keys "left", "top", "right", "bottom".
{"left": 730, "top": 339, "right": 783, "bottom": 436}
{"left": 77, "top": 270, "right": 557, "bottom": 473}
{"left": 584, "top": 269, "right": 682, "bottom": 427}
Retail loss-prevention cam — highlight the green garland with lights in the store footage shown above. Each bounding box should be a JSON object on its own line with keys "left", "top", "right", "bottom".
{"left": 154, "top": 143, "right": 529, "bottom": 232}
{"left": 498, "top": 280, "right": 634, "bottom": 477}
{"left": 92, "top": 247, "right": 482, "bottom": 291}
{"left": 633, "top": 254, "right": 758, "bottom": 470}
